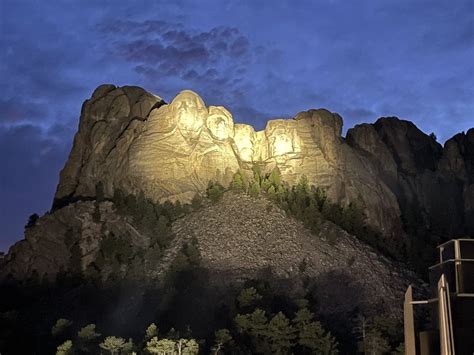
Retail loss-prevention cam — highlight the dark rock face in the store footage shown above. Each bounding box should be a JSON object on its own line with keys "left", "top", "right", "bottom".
{"left": 347, "top": 118, "right": 474, "bottom": 238}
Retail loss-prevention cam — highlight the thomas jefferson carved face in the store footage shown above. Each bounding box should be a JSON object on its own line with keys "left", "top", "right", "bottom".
{"left": 169, "top": 90, "right": 207, "bottom": 135}
{"left": 207, "top": 106, "right": 234, "bottom": 140}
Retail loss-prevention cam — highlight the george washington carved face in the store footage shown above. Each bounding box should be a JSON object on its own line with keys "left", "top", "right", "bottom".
{"left": 169, "top": 90, "right": 207, "bottom": 136}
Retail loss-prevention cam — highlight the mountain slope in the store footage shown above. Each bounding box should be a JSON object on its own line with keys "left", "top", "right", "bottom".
{"left": 170, "top": 192, "right": 421, "bottom": 318}
{"left": 1, "top": 191, "right": 422, "bottom": 320}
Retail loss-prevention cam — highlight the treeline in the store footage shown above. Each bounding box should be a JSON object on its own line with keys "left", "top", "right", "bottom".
{"left": 47, "top": 280, "right": 405, "bottom": 354}
{"left": 49, "top": 284, "right": 340, "bottom": 355}
{"left": 52, "top": 318, "right": 199, "bottom": 354}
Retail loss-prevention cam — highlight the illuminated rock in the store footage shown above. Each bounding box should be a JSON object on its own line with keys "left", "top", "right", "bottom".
{"left": 207, "top": 106, "right": 234, "bottom": 140}
{"left": 53, "top": 85, "right": 402, "bottom": 234}
{"left": 126, "top": 90, "right": 239, "bottom": 202}
{"left": 234, "top": 123, "right": 256, "bottom": 162}
{"left": 170, "top": 89, "right": 208, "bottom": 137}
{"left": 266, "top": 119, "right": 302, "bottom": 157}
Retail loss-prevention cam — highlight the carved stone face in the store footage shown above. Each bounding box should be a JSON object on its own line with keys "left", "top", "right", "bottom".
{"left": 169, "top": 90, "right": 207, "bottom": 135}
{"left": 207, "top": 106, "right": 234, "bottom": 140}
{"left": 267, "top": 121, "right": 301, "bottom": 157}
{"left": 234, "top": 124, "right": 255, "bottom": 162}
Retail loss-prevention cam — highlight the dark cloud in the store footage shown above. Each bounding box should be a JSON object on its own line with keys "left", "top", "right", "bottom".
{"left": 97, "top": 19, "right": 260, "bottom": 122}
{"left": 100, "top": 22, "right": 252, "bottom": 90}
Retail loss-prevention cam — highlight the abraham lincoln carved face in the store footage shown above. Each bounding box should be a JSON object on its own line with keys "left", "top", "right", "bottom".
{"left": 266, "top": 120, "right": 301, "bottom": 157}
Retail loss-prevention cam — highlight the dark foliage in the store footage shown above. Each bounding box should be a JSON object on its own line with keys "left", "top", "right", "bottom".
{"left": 24, "top": 213, "right": 39, "bottom": 230}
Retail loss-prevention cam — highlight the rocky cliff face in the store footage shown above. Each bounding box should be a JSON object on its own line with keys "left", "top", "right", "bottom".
{"left": 347, "top": 119, "right": 474, "bottom": 238}
{"left": 53, "top": 84, "right": 402, "bottom": 236}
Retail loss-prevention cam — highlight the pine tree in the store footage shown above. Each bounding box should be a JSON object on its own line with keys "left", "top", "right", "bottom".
{"left": 56, "top": 340, "right": 73, "bottom": 355}
{"left": 235, "top": 309, "right": 269, "bottom": 353}
{"left": 77, "top": 324, "right": 101, "bottom": 353}
{"left": 313, "top": 187, "right": 327, "bottom": 210}
{"left": 211, "top": 329, "right": 233, "bottom": 355}
{"left": 293, "top": 308, "right": 338, "bottom": 354}
{"left": 267, "top": 312, "right": 296, "bottom": 354}
{"left": 145, "top": 323, "right": 158, "bottom": 340}
{"left": 231, "top": 170, "right": 245, "bottom": 191}
{"left": 363, "top": 330, "right": 390, "bottom": 355}
{"left": 296, "top": 175, "right": 310, "bottom": 198}
{"left": 99, "top": 336, "right": 126, "bottom": 355}
{"left": 252, "top": 164, "right": 262, "bottom": 185}
{"left": 261, "top": 178, "right": 272, "bottom": 192}
{"left": 25, "top": 213, "right": 39, "bottom": 229}
{"left": 52, "top": 318, "right": 72, "bottom": 337}
{"left": 237, "top": 287, "right": 263, "bottom": 309}
{"left": 342, "top": 201, "right": 365, "bottom": 235}
{"left": 146, "top": 337, "right": 176, "bottom": 354}
{"left": 249, "top": 181, "right": 261, "bottom": 197}
{"left": 122, "top": 338, "right": 134, "bottom": 354}
{"left": 276, "top": 185, "right": 286, "bottom": 201}
{"left": 207, "top": 181, "right": 225, "bottom": 202}
{"left": 267, "top": 185, "right": 277, "bottom": 199}
{"left": 181, "top": 339, "right": 199, "bottom": 355}
{"left": 268, "top": 169, "right": 282, "bottom": 189}
{"left": 155, "top": 215, "right": 171, "bottom": 247}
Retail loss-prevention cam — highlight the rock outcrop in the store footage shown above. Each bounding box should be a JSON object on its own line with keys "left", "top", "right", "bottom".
{"left": 53, "top": 85, "right": 401, "bottom": 236}
{"left": 347, "top": 120, "right": 474, "bottom": 238}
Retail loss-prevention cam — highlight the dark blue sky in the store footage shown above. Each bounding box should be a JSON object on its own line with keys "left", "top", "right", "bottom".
{"left": 1, "top": 0, "right": 473, "bottom": 251}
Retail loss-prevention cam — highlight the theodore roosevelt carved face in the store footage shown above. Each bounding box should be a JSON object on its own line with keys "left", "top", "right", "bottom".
{"left": 234, "top": 124, "right": 255, "bottom": 162}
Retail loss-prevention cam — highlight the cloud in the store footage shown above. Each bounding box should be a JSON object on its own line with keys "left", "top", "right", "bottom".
{"left": 97, "top": 19, "right": 257, "bottom": 120}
